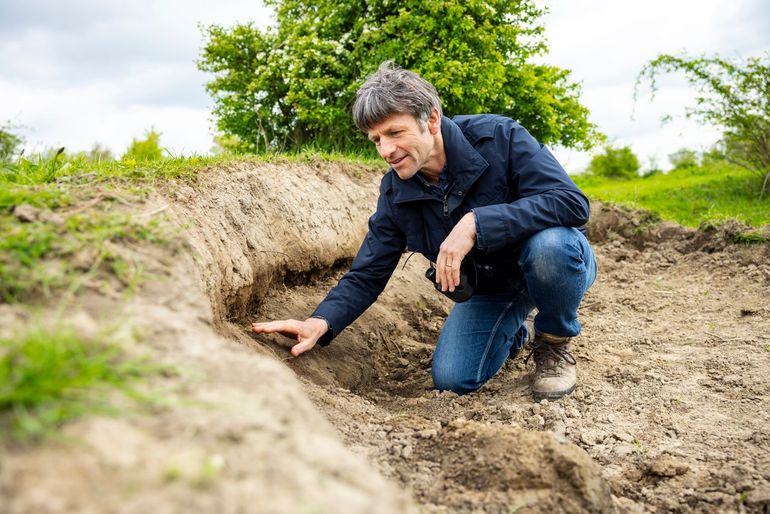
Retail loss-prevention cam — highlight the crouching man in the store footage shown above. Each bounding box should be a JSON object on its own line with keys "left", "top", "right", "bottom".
{"left": 252, "top": 63, "right": 597, "bottom": 401}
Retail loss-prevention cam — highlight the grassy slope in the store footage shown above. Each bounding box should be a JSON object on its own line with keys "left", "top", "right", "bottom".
{"left": 0, "top": 151, "right": 381, "bottom": 442}
{"left": 573, "top": 162, "right": 770, "bottom": 228}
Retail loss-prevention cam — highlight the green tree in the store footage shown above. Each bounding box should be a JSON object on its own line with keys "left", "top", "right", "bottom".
{"left": 122, "top": 130, "right": 164, "bottom": 162}
{"left": 0, "top": 123, "right": 23, "bottom": 162}
{"left": 588, "top": 145, "right": 640, "bottom": 180}
{"left": 198, "top": 0, "right": 602, "bottom": 153}
{"left": 637, "top": 52, "right": 770, "bottom": 196}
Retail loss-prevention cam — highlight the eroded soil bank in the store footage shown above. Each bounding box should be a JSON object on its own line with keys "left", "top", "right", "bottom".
{"left": 3, "top": 161, "right": 769, "bottom": 513}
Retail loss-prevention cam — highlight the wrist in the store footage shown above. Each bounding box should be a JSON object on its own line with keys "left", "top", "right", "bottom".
{"left": 308, "top": 316, "right": 330, "bottom": 335}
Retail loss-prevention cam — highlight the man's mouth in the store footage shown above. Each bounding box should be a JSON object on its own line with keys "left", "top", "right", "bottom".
{"left": 390, "top": 156, "right": 407, "bottom": 166}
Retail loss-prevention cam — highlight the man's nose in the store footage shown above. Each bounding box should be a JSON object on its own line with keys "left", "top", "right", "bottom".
{"left": 378, "top": 138, "right": 395, "bottom": 159}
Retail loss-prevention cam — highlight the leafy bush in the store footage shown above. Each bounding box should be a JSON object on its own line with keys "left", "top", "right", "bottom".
{"left": 587, "top": 145, "right": 640, "bottom": 180}
{"left": 0, "top": 122, "right": 23, "bottom": 162}
{"left": 198, "top": 0, "right": 602, "bottom": 153}
{"left": 122, "top": 129, "right": 164, "bottom": 163}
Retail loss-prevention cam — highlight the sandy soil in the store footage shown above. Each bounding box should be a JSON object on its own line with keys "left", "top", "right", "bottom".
{"left": 2, "top": 161, "right": 768, "bottom": 513}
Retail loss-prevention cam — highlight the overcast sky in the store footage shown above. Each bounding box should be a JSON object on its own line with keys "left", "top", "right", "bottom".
{"left": 1, "top": 0, "right": 768, "bottom": 172}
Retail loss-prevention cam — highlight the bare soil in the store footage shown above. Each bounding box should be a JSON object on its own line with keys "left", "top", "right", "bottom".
{"left": 2, "top": 161, "right": 769, "bottom": 513}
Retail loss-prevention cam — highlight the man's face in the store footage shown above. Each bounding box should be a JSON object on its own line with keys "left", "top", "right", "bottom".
{"left": 367, "top": 111, "right": 440, "bottom": 180}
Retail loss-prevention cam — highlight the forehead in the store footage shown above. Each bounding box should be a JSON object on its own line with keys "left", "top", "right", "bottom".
{"left": 366, "top": 113, "right": 419, "bottom": 138}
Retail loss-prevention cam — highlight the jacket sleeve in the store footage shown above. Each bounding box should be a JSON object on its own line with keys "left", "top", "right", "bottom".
{"left": 472, "top": 121, "right": 590, "bottom": 253}
{"left": 311, "top": 178, "right": 406, "bottom": 346}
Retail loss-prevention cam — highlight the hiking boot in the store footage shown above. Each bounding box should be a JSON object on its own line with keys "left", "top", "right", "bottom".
{"left": 524, "top": 333, "right": 577, "bottom": 401}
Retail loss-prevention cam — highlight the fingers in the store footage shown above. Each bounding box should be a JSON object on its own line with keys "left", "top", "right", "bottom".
{"left": 252, "top": 318, "right": 321, "bottom": 357}
{"left": 251, "top": 319, "right": 300, "bottom": 336}
{"left": 436, "top": 249, "right": 462, "bottom": 292}
{"left": 291, "top": 337, "right": 317, "bottom": 357}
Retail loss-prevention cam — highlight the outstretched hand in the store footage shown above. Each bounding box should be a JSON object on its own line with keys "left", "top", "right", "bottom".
{"left": 251, "top": 317, "right": 329, "bottom": 357}
{"left": 435, "top": 211, "right": 477, "bottom": 292}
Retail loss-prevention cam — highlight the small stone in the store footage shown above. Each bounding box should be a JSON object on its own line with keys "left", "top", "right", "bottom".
{"left": 12, "top": 204, "right": 40, "bottom": 222}
{"left": 613, "top": 443, "right": 636, "bottom": 458}
{"left": 565, "top": 406, "right": 581, "bottom": 418}
{"left": 745, "top": 484, "right": 770, "bottom": 509}
{"left": 647, "top": 456, "right": 690, "bottom": 477}
{"left": 613, "top": 431, "right": 635, "bottom": 443}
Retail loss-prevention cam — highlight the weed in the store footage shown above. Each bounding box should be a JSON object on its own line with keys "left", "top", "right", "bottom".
{"left": 739, "top": 491, "right": 748, "bottom": 504}
{"left": 730, "top": 230, "right": 769, "bottom": 244}
{"left": 163, "top": 465, "right": 183, "bottom": 483}
{"left": 192, "top": 454, "right": 225, "bottom": 489}
{"left": 0, "top": 323, "right": 164, "bottom": 442}
{"left": 632, "top": 438, "right": 647, "bottom": 454}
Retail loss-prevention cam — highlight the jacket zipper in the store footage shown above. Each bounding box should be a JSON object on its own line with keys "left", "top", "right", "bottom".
{"left": 442, "top": 182, "right": 456, "bottom": 217}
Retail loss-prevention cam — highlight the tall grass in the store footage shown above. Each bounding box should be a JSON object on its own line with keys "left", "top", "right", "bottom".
{"left": 0, "top": 324, "right": 164, "bottom": 442}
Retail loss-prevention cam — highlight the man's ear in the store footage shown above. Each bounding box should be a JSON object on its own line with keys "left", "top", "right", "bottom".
{"left": 427, "top": 108, "right": 441, "bottom": 134}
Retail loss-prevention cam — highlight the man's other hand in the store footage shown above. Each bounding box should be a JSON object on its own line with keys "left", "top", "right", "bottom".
{"left": 250, "top": 317, "right": 329, "bottom": 357}
{"left": 436, "top": 211, "right": 477, "bottom": 293}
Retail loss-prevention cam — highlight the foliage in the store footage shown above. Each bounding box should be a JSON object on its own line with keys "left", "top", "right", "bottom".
{"left": 198, "top": 0, "right": 602, "bottom": 153}
{"left": 0, "top": 324, "right": 163, "bottom": 442}
{"left": 0, "top": 122, "right": 23, "bottom": 162}
{"left": 574, "top": 160, "right": 770, "bottom": 228}
{"left": 637, "top": 52, "right": 770, "bottom": 196}
{"left": 587, "top": 145, "right": 640, "bottom": 180}
{"left": 122, "top": 129, "right": 165, "bottom": 162}
{"left": 668, "top": 148, "right": 700, "bottom": 171}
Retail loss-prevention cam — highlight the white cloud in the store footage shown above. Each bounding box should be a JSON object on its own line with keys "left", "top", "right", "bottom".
{"left": 0, "top": 0, "right": 272, "bottom": 155}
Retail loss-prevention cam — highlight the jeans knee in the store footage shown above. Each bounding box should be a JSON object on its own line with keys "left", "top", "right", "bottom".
{"left": 521, "top": 229, "right": 576, "bottom": 277}
{"left": 431, "top": 368, "right": 480, "bottom": 396}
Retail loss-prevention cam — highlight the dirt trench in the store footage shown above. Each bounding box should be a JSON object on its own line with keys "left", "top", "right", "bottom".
{"left": 3, "top": 161, "right": 769, "bottom": 513}
{"left": 180, "top": 162, "right": 770, "bottom": 513}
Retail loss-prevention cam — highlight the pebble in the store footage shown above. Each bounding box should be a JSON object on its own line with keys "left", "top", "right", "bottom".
{"left": 613, "top": 431, "right": 635, "bottom": 443}
{"left": 647, "top": 456, "right": 690, "bottom": 477}
{"left": 613, "top": 443, "right": 637, "bottom": 458}
{"left": 565, "top": 406, "right": 581, "bottom": 418}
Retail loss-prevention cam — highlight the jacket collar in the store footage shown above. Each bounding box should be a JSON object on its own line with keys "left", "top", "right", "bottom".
{"left": 391, "top": 116, "right": 489, "bottom": 204}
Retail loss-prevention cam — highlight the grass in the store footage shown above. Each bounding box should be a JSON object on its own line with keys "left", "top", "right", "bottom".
{"left": 0, "top": 323, "right": 164, "bottom": 442}
{"left": 573, "top": 161, "right": 770, "bottom": 228}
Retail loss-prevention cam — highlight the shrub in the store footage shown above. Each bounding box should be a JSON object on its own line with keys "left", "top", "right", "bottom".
{"left": 588, "top": 145, "right": 640, "bottom": 180}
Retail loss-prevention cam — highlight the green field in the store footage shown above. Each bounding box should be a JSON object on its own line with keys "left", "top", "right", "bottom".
{"left": 572, "top": 162, "right": 770, "bottom": 228}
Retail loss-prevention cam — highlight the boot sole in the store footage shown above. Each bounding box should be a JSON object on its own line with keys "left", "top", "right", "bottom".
{"left": 532, "top": 384, "right": 575, "bottom": 401}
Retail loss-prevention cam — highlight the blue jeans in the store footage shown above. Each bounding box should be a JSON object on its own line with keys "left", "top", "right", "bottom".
{"left": 431, "top": 227, "right": 597, "bottom": 395}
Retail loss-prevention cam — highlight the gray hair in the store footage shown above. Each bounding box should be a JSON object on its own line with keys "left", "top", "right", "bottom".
{"left": 352, "top": 61, "right": 442, "bottom": 132}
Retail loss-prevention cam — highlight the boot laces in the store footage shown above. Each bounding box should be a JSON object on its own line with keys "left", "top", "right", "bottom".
{"left": 524, "top": 340, "right": 576, "bottom": 377}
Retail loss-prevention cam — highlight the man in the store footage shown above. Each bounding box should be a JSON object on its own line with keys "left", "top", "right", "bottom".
{"left": 252, "top": 63, "right": 597, "bottom": 400}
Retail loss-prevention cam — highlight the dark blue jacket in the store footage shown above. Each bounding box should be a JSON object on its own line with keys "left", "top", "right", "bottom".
{"left": 312, "top": 114, "right": 589, "bottom": 345}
